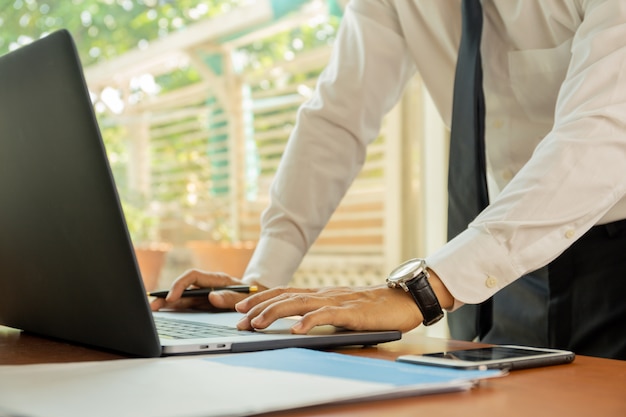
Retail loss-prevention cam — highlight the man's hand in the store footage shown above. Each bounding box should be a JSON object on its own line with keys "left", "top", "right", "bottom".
{"left": 149, "top": 269, "right": 267, "bottom": 311}
{"left": 234, "top": 285, "right": 424, "bottom": 334}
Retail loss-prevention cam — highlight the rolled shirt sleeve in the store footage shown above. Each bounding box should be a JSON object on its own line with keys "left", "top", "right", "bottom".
{"left": 243, "top": 0, "right": 416, "bottom": 287}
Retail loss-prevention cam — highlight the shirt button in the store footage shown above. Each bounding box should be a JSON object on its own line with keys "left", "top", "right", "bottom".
{"left": 485, "top": 276, "right": 498, "bottom": 288}
{"left": 492, "top": 119, "right": 504, "bottom": 129}
{"left": 565, "top": 229, "right": 576, "bottom": 239}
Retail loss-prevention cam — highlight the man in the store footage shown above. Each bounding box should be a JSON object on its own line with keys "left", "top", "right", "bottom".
{"left": 152, "top": 1, "right": 626, "bottom": 360}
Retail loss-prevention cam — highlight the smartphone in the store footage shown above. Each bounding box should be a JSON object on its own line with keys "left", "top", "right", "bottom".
{"left": 397, "top": 345, "right": 575, "bottom": 370}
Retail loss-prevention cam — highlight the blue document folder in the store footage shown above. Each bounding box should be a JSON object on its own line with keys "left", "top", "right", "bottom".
{"left": 207, "top": 347, "right": 502, "bottom": 388}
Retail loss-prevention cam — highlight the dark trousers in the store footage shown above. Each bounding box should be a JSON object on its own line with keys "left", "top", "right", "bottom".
{"left": 447, "top": 219, "right": 626, "bottom": 360}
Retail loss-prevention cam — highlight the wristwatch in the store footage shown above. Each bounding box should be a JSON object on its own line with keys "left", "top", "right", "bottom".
{"left": 386, "top": 258, "right": 444, "bottom": 326}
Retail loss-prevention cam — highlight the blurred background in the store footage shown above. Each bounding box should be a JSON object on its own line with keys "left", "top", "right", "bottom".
{"left": 1, "top": 0, "right": 449, "bottom": 335}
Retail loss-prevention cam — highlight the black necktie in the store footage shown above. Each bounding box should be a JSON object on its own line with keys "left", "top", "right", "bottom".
{"left": 447, "top": 0, "right": 492, "bottom": 340}
{"left": 447, "top": 0, "right": 489, "bottom": 241}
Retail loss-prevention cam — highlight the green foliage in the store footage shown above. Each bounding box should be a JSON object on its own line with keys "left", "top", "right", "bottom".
{"left": 1, "top": 0, "right": 345, "bottom": 244}
{"left": 155, "top": 66, "right": 202, "bottom": 93}
{"left": 239, "top": 16, "right": 340, "bottom": 76}
{"left": 121, "top": 199, "right": 160, "bottom": 244}
{"left": 0, "top": 0, "right": 247, "bottom": 244}
{"left": 0, "top": 0, "right": 245, "bottom": 66}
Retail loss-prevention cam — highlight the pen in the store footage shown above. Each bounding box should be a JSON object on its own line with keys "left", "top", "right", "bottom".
{"left": 148, "top": 285, "right": 258, "bottom": 298}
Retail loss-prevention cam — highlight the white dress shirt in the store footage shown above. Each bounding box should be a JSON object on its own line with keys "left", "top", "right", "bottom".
{"left": 243, "top": 0, "right": 626, "bottom": 307}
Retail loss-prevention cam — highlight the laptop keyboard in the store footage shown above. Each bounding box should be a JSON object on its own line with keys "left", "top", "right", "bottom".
{"left": 154, "top": 316, "right": 253, "bottom": 340}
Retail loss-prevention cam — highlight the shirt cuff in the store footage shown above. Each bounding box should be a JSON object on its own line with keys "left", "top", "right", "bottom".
{"left": 426, "top": 226, "right": 520, "bottom": 306}
{"left": 242, "top": 235, "right": 305, "bottom": 288}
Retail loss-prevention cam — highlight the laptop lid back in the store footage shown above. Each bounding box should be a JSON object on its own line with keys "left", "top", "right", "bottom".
{"left": 0, "top": 30, "right": 162, "bottom": 357}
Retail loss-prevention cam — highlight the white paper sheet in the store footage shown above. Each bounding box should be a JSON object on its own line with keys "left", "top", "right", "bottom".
{"left": 0, "top": 349, "right": 500, "bottom": 417}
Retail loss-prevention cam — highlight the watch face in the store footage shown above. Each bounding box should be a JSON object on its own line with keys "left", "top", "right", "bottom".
{"left": 388, "top": 258, "right": 425, "bottom": 281}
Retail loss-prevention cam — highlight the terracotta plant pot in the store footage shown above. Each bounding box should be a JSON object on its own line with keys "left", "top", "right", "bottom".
{"left": 134, "top": 244, "right": 171, "bottom": 292}
{"left": 186, "top": 241, "right": 256, "bottom": 278}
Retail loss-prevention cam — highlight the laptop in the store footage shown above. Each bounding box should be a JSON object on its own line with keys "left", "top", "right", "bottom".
{"left": 0, "top": 30, "right": 401, "bottom": 357}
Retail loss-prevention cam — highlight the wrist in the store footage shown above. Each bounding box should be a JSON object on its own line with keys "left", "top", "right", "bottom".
{"left": 386, "top": 259, "right": 445, "bottom": 326}
{"left": 426, "top": 268, "right": 454, "bottom": 310}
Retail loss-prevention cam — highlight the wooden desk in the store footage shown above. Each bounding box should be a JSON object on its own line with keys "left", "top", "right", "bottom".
{"left": 1, "top": 325, "right": 625, "bottom": 416}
